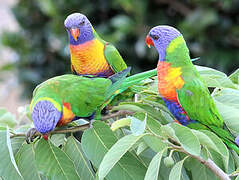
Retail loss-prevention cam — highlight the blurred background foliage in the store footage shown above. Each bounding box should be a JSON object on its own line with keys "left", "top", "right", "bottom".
{"left": 1, "top": 0, "right": 239, "bottom": 98}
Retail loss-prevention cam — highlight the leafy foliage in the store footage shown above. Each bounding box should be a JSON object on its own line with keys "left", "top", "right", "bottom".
{"left": 1, "top": 0, "right": 239, "bottom": 97}
{"left": 0, "top": 66, "right": 239, "bottom": 179}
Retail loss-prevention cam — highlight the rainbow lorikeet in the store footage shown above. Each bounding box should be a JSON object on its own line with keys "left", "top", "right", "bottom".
{"left": 64, "top": 13, "right": 127, "bottom": 77}
{"left": 27, "top": 67, "right": 157, "bottom": 142}
{"left": 146, "top": 25, "right": 239, "bottom": 153}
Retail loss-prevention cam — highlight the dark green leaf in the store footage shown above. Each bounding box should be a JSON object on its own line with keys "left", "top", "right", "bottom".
{"left": 0, "top": 129, "right": 23, "bottom": 180}
{"left": 82, "top": 121, "right": 147, "bottom": 180}
{"left": 98, "top": 134, "right": 146, "bottom": 180}
{"left": 143, "top": 135, "right": 167, "bottom": 153}
{"left": 35, "top": 139, "right": 80, "bottom": 180}
{"left": 11, "top": 137, "right": 25, "bottom": 155}
{"left": 169, "top": 156, "right": 188, "bottom": 180}
{"left": 64, "top": 136, "right": 95, "bottom": 180}
{"left": 144, "top": 149, "right": 167, "bottom": 180}
{"left": 170, "top": 123, "right": 201, "bottom": 156}
{"left": 15, "top": 143, "right": 41, "bottom": 180}
{"left": 136, "top": 142, "right": 148, "bottom": 155}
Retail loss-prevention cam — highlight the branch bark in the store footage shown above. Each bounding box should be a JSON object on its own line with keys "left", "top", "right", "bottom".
{"left": 190, "top": 154, "right": 230, "bottom": 180}
{"left": 10, "top": 110, "right": 134, "bottom": 138}
{"left": 169, "top": 140, "right": 230, "bottom": 180}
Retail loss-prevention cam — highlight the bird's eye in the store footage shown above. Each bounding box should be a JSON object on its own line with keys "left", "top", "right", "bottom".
{"left": 79, "top": 21, "right": 85, "bottom": 26}
{"left": 151, "top": 35, "right": 159, "bottom": 40}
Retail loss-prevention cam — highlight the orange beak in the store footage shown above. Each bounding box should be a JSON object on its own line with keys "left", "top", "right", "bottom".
{"left": 70, "top": 28, "right": 80, "bottom": 41}
{"left": 146, "top": 35, "right": 154, "bottom": 48}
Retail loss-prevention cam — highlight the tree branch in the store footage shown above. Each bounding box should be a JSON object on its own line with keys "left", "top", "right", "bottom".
{"left": 189, "top": 153, "right": 230, "bottom": 180}
{"left": 10, "top": 124, "right": 90, "bottom": 138}
{"left": 169, "top": 139, "right": 230, "bottom": 180}
{"left": 10, "top": 110, "right": 134, "bottom": 139}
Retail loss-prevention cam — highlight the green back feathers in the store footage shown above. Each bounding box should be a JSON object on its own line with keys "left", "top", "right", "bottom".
{"left": 32, "top": 75, "right": 111, "bottom": 117}
{"left": 104, "top": 43, "right": 128, "bottom": 73}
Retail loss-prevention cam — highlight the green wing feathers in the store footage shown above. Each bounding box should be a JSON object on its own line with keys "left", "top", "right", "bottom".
{"left": 177, "top": 77, "right": 223, "bottom": 128}
{"left": 104, "top": 43, "right": 128, "bottom": 73}
{"left": 32, "top": 75, "right": 111, "bottom": 117}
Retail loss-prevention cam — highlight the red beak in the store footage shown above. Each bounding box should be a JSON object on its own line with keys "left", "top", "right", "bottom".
{"left": 146, "top": 35, "right": 154, "bottom": 48}
{"left": 43, "top": 134, "right": 49, "bottom": 141}
{"left": 70, "top": 28, "right": 80, "bottom": 41}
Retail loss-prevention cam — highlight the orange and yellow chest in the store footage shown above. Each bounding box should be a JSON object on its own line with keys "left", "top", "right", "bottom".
{"left": 57, "top": 102, "right": 75, "bottom": 126}
{"left": 69, "top": 39, "right": 113, "bottom": 76}
{"left": 157, "top": 61, "right": 185, "bottom": 101}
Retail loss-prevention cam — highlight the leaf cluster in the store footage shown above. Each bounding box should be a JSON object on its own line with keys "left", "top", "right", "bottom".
{"left": 1, "top": 66, "right": 239, "bottom": 179}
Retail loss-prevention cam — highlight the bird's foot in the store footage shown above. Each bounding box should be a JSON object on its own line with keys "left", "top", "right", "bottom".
{"left": 26, "top": 128, "right": 40, "bottom": 144}
{"left": 89, "top": 120, "right": 95, "bottom": 128}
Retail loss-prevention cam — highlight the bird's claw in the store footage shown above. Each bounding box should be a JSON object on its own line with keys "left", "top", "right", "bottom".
{"left": 89, "top": 120, "right": 95, "bottom": 128}
{"left": 26, "top": 128, "right": 40, "bottom": 144}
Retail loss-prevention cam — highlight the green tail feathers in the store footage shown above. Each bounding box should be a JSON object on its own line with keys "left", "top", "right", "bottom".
{"left": 208, "top": 125, "right": 239, "bottom": 154}
{"left": 102, "top": 68, "right": 157, "bottom": 110}
{"left": 121, "top": 68, "right": 157, "bottom": 89}
{"left": 106, "top": 67, "right": 131, "bottom": 100}
{"left": 106, "top": 68, "right": 157, "bottom": 100}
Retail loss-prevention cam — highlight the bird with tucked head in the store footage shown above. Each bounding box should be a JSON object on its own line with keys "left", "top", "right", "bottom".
{"left": 64, "top": 13, "right": 128, "bottom": 77}
{"left": 26, "top": 67, "right": 158, "bottom": 142}
{"left": 146, "top": 25, "right": 239, "bottom": 154}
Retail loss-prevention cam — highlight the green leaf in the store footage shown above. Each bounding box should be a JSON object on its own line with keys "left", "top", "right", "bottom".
{"left": 184, "top": 157, "right": 219, "bottom": 180}
{"left": 160, "top": 124, "right": 179, "bottom": 141}
{"left": 111, "top": 118, "right": 131, "bottom": 131}
{"left": 98, "top": 133, "right": 146, "bottom": 180}
{"left": 144, "top": 149, "right": 167, "bottom": 180}
{"left": 134, "top": 112, "right": 162, "bottom": 135}
{"left": 196, "top": 65, "right": 236, "bottom": 89}
{"left": 228, "top": 151, "right": 236, "bottom": 174}
{"left": 35, "top": 139, "right": 80, "bottom": 180}
{"left": 82, "top": 121, "right": 147, "bottom": 180}
{"left": 15, "top": 144, "right": 41, "bottom": 180}
{"left": 145, "top": 115, "right": 162, "bottom": 135}
{"left": 136, "top": 142, "right": 148, "bottom": 155}
{"left": 170, "top": 123, "right": 201, "bottom": 156}
{"left": 208, "top": 149, "right": 228, "bottom": 173}
{"left": 130, "top": 114, "right": 147, "bottom": 136}
{"left": 64, "top": 136, "right": 95, "bottom": 180}
{"left": 214, "top": 99, "right": 239, "bottom": 135}
{"left": 213, "top": 88, "right": 239, "bottom": 109}
{"left": 11, "top": 137, "right": 25, "bottom": 155}
{"left": 169, "top": 156, "right": 188, "bottom": 180}
{"left": 114, "top": 102, "right": 172, "bottom": 124}
{"left": 229, "top": 68, "right": 239, "bottom": 84}
{"left": 0, "top": 129, "right": 23, "bottom": 180}
{"left": 231, "top": 150, "right": 239, "bottom": 168}
{"left": 192, "top": 130, "right": 229, "bottom": 170}
{"left": 50, "top": 134, "right": 66, "bottom": 147}
{"left": 0, "top": 108, "right": 18, "bottom": 128}
{"left": 143, "top": 135, "right": 167, "bottom": 153}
